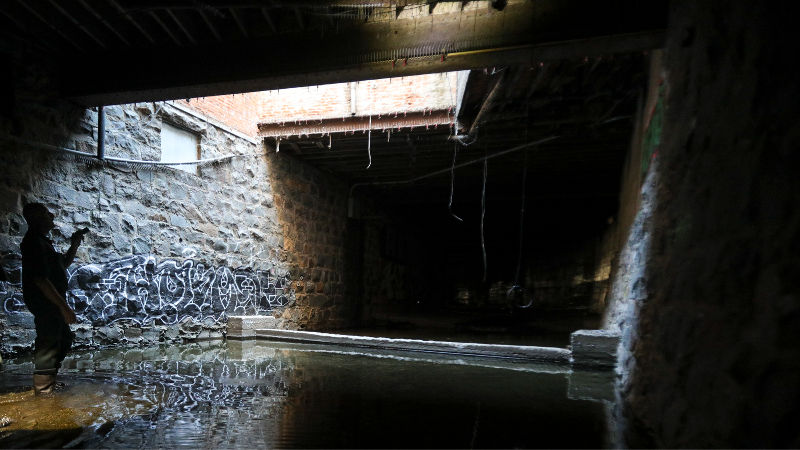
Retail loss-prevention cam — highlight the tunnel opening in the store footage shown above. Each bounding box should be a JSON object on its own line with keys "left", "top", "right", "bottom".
{"left": 253, "top": 55, "right": 650, "bottom": 348}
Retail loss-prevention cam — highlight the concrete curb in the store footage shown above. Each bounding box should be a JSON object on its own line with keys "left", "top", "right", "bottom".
{"left": 254, "top": 328, "right": 572, "bottom": 364}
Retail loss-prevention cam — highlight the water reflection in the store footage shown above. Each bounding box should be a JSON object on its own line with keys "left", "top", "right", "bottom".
{"left": 1, "top": 341, "right": 614, "bottom": 448}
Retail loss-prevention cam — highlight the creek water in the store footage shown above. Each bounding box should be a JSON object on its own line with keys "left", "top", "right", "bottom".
{"left": 0, "top": 340, "right": 614, "bottom": 449}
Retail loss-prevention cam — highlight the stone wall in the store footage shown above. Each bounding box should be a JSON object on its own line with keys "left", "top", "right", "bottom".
{"left": 265, "top": 151, "right": 360, "bottom": 330}
{"left": 0, "top": 51, "right": 360, "bottom": 357}
{"left": 612, "top": 1, "right": 800, "bottom": 447}
{"left": 360, "top": 217, "right": 448, "bottom": 322}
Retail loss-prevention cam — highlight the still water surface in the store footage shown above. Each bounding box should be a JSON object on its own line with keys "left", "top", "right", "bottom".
{"left": 0, "top": 341, "right": 612, "bottom": 448}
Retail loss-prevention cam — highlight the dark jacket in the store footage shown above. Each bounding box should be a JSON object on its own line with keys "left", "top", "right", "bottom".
{"left": 20, "top": 230, "right": 69, "bottom": 317}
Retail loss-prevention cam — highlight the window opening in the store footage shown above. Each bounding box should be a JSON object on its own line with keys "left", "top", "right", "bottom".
{"left": 161, "top": 122, "right": 199, "bottom": 174}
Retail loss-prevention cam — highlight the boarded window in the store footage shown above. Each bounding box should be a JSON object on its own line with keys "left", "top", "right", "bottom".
{"left": 160, "top": 122, "right": 198, "bottom": 174}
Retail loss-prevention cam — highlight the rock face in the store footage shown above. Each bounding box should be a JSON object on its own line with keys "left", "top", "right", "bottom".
{"left": 606, "top": 1, "right": 800, "bottom": 447}
{"left": 0, "top": 58, "right": 359, "bottom": 356}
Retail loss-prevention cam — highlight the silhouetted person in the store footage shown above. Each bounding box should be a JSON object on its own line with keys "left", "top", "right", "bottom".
{"left": 21, "top": 203, "right": 85, "bottom": 395}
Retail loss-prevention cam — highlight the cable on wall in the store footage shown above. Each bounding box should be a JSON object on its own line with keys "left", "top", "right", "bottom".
{"left": 2, "top": 135, "right": 265, "bottom": 173}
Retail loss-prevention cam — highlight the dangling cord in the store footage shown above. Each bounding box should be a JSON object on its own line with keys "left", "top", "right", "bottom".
{"left": 508, "top": 104, "right": 533, "bottom": 309}
{"left": 448, "top": 141, "right": 463, "bottom": 221}
{"left": 481, "top": 150, "right": 488, "bottom": 282}
{"left": 513, "top": 145, "right": 527, "bottom": 286}
{"left": 366, "top": 116, "right": 372, "bottom": 169}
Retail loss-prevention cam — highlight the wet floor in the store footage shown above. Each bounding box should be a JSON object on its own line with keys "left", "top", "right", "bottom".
{"left": 0, "top": 341, "right": 614, "bottom": 449}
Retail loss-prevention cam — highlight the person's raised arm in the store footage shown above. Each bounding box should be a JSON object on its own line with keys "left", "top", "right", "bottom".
{"left": 33, "top": 277, "right": 77, "bottom": 324}
{"left": 64, "top": 228, "right": 87, "bottom": 267}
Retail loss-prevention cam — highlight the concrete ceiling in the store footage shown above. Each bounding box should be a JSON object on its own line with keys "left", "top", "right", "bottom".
{"left": 0, "top": 0, "right": 667, "bottom": 105}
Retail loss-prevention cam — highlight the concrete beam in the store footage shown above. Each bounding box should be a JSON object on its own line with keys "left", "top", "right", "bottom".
{"left": 227, "top": 315, "right": 278, "bottom": 339}
{"left": 570, "top": 329, "right": 621, "bottom": 368}
{"left": 62, "top": 0, "right": 666, "bottom": 105}
{"left": 254, "top": 328, "right": 572, "bottom": 363}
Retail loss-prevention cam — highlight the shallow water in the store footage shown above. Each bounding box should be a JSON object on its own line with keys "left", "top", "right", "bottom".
{"left": 0, "top": 341, "right": 614, "bottom": 449}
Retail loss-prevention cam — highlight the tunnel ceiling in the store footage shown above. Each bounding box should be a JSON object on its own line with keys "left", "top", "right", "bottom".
{"left": 0, "top": 0, "right": 666, "bottom": 105}
{"left": 278, "top": 52, "right": 648, "bottom": 207}
{"left": 0, "top": 0, "right": 660, "bottom": 212}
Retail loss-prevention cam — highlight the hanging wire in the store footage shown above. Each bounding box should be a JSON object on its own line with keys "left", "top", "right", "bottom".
{"left": 508, "top": 104, "right": 533, "bottom": 309}
{"left": 366, "top": 116, "right": 372, "bottom": 169}
{"left": 448, "top": 141, "right": 463, "bottom": 221}
{"left": 514, "top": 114, "right": 529, "bottom": 285}
{"left": 481, "top": 148, "right": 488, "bottom": 283}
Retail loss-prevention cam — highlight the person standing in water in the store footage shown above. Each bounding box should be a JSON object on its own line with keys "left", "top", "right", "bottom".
{"left": 20, "top": 202, "right": 86, "bottom": 395}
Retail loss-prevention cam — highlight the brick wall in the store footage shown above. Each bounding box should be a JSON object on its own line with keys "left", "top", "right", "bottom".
{"left": 259, "top": 73, "right": 459, "bottom": 124}
{"left": 175, "top": 92, "right": 261, "bottom": 137}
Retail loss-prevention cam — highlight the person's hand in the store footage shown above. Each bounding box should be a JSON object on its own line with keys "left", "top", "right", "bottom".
{"left": 70, "top": 228, "right": 87, "bottom": 247}
{"left": 60, "top": 305, "right": 77, "bottom": 324}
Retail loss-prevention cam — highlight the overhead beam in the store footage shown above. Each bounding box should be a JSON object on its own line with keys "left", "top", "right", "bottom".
{"left": 294, "top": 8, "right": 305, "bottom": 30}
{"left": 467, "top": 70, "right": 506, "bottom": 136}
{"left": 230, "top": 9, "right": 248, "bottom": 37}
{"left": 76, "top": 0, "right": 133, "bottom": 48}
{"left": 63, "top": 0, "right": 667, "bottom": 105}
{"left": 47, "top": 0, "right": 108, "bottom": 49}
{"left": 167, "top": 9, "right": 197, "bottom": 44}
{"left": 15, "top": 0, "right": 86, "bottom": 52}
{"left": 0, "top": 8, "right": 59, "bottom": 53}
{"left": 149, "top": 10, "right": 183, "bottom": 45}
{"left": 261, "top": 8, "right": 277, "bottom": 34}
{"left": 199, "top": 10, "right": 222, "bottom": 41}
{"left": 109, "top": 0, "right": 157, "bottom": 45}
{"left": 117, "top": 0, "right": 480, "bottom": 8}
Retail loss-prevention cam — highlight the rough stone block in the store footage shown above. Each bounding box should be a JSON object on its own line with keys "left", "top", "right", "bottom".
{"left": 124, "top": 327, "right": 143, "bottom": 338}
{"left": 5, "top": 311, "right": 34, "bottom": 328}
{"left": 132, "top": 237, "right": 150, "bottom": 255}
{"left": 570, "top": 329, "right": 620, "bottom": 369}
{"left": 170, "top": 214, "right": 191, "bottom": 228}
{"left": 0, "top": 189, "right": 21, "bottom": 213}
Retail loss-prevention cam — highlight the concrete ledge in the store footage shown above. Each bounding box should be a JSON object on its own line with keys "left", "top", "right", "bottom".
{"left": 570, "top": 329, "right": 621, "bottom": 368}
{"left": 254, "top": 329, "right": 571, "bottom": 363}
{"left": 227, "top": 315, "right": 277, "bottom": 339}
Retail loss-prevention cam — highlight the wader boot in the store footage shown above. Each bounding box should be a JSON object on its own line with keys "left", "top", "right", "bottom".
{"left": 33, "top": 373, "right": 57, "bottom": 395}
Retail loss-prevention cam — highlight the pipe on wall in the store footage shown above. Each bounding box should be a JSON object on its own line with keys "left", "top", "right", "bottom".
{"left": 97, "top": 105, "right": 105, "bottom": 160}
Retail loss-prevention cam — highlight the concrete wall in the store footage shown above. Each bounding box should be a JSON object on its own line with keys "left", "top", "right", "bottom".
{"left": 0, "top": 52, "right": 360, "bottom": 357}
{"left": 608, "top": 1, "right": 800, "bottom": 447}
